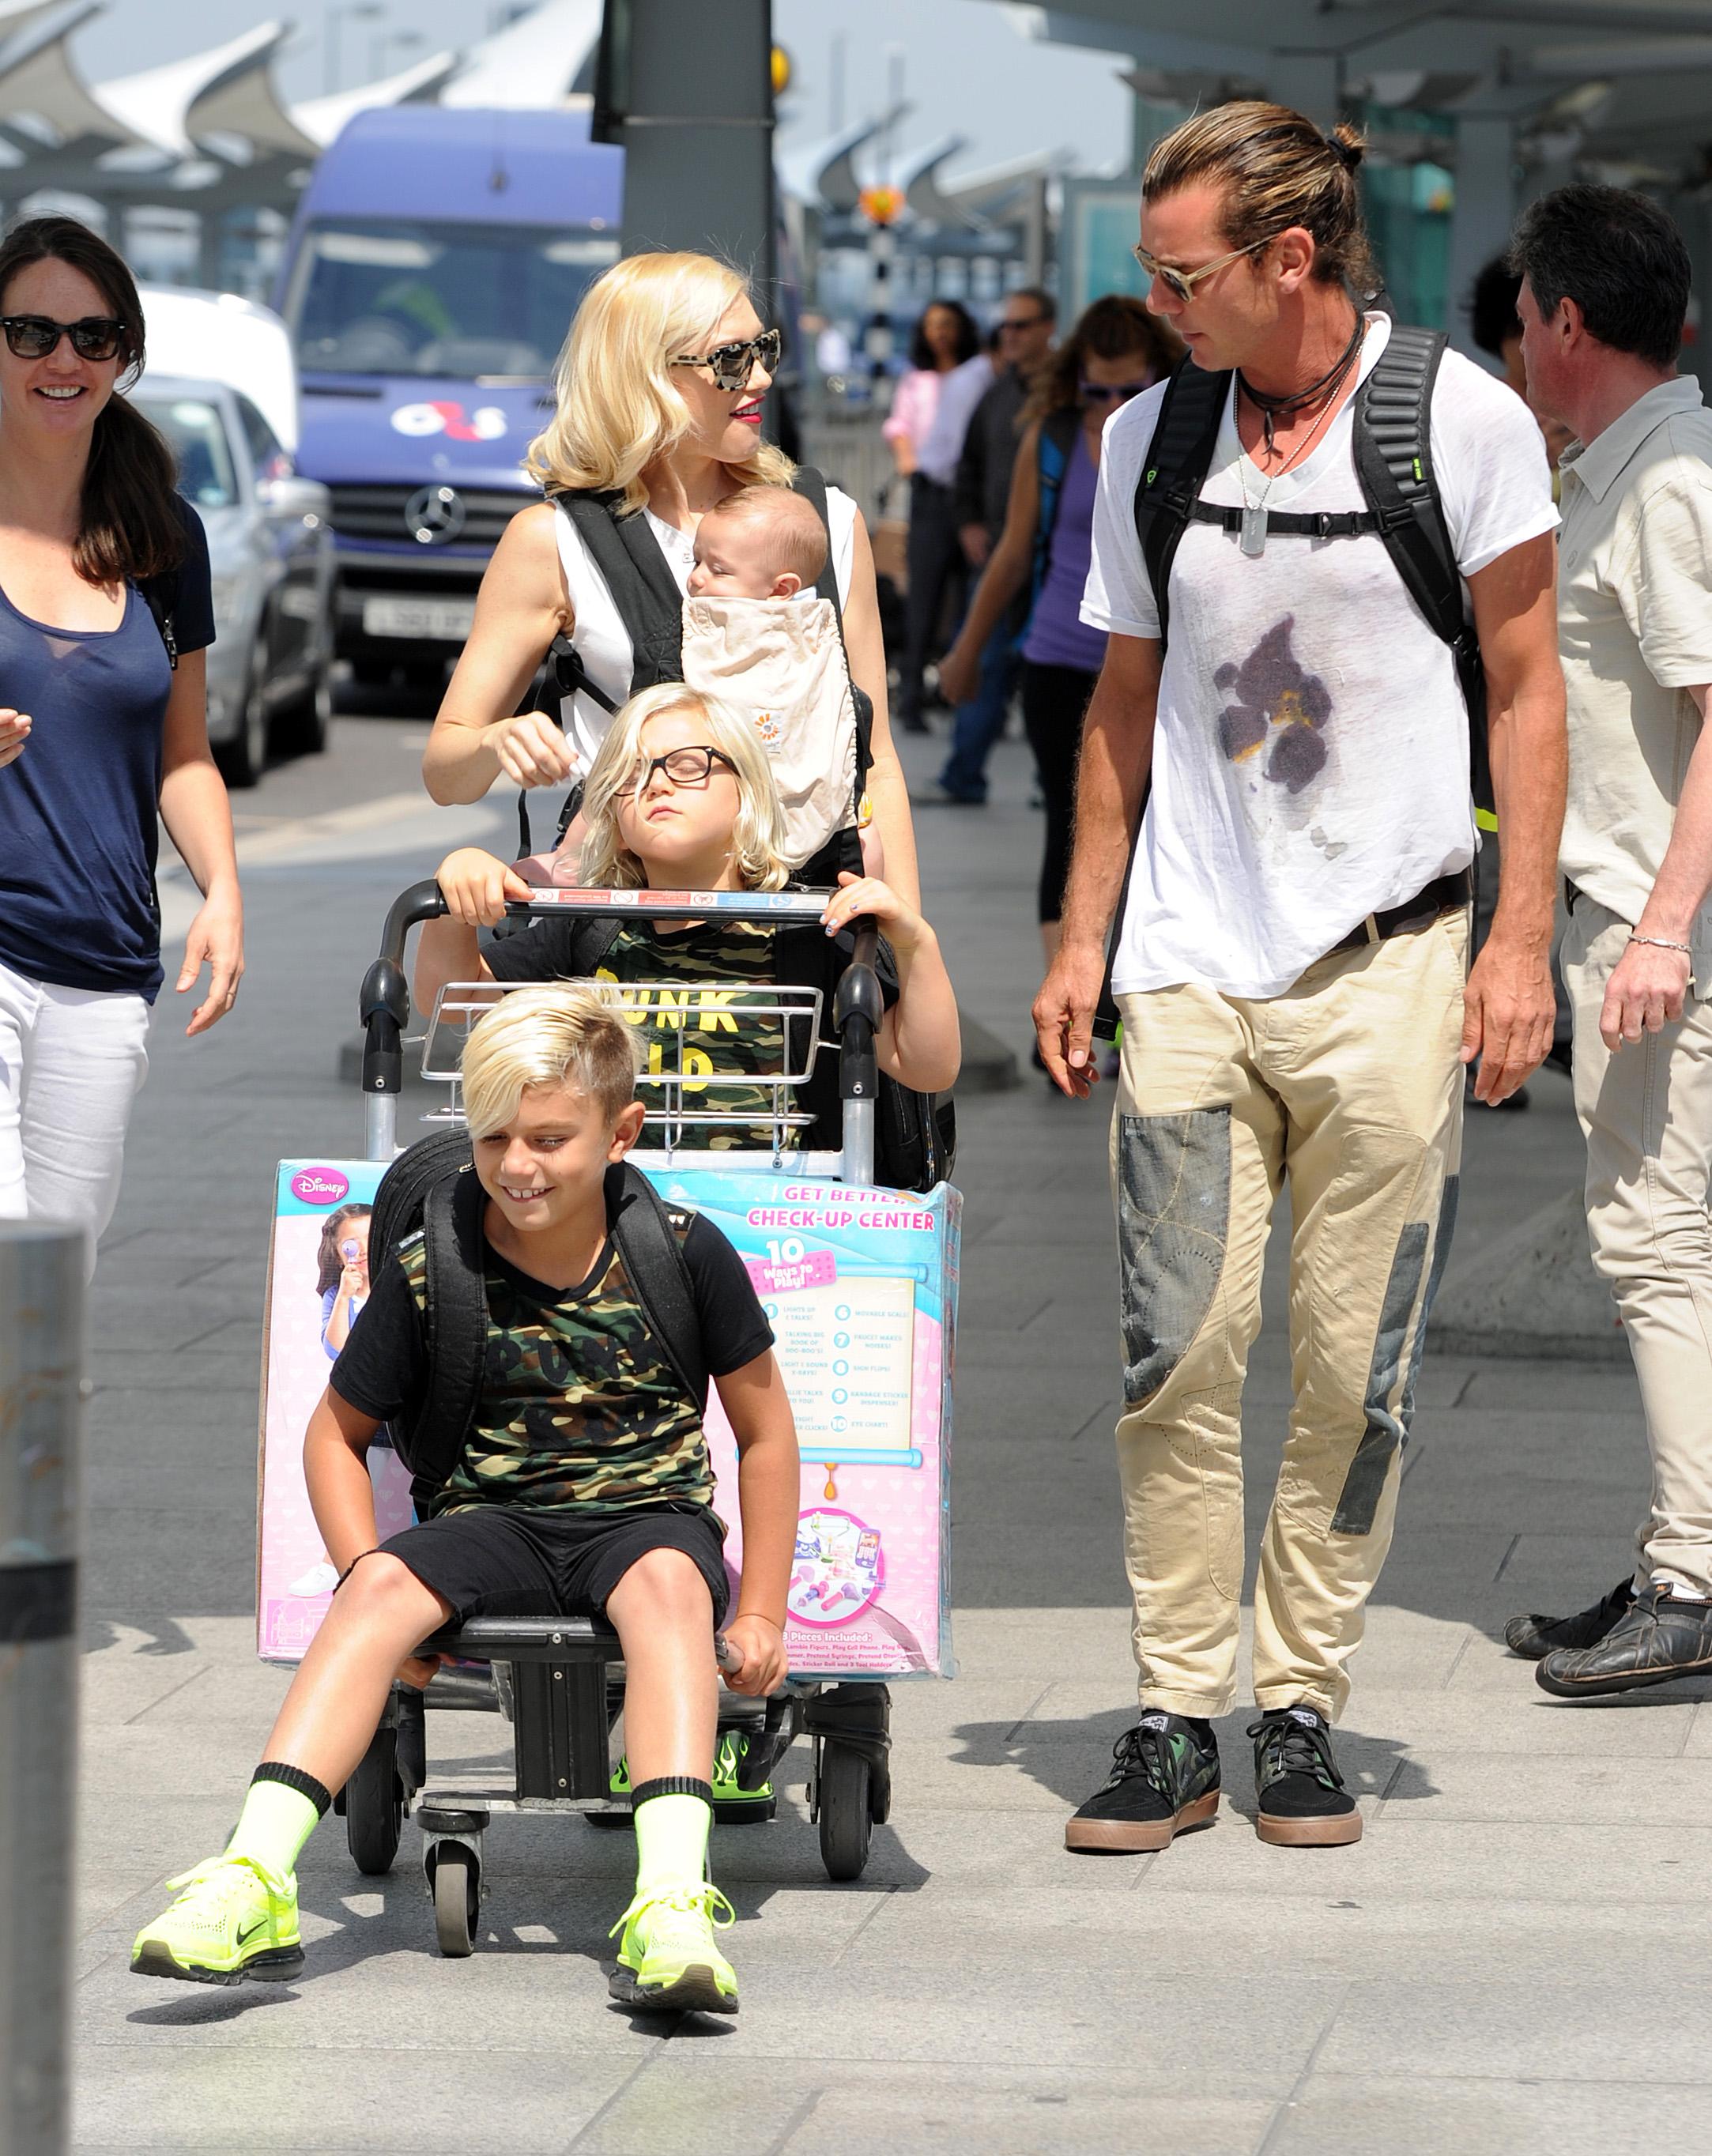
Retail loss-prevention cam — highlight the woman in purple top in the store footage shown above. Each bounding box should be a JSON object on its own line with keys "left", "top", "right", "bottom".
{"left": 940, "top": 297, "right": 1176, "bottom": 964}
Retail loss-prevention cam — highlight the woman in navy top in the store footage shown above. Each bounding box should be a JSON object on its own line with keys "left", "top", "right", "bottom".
{"left": 936, "top": 296, "right": 1177, "bottom": 966}
{"left": 0, "top": 216, "right": 241, "bottom": 1267}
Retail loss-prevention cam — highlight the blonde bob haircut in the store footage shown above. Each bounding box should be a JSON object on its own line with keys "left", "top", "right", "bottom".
{"left": 462, "top": 983, "right": 641, "bottom": 1137}
{"left": 526, "top": 251, "right": 795, "bottom": 514}
{"left": 578, "top": 682, "right": 791, "bottom": 894}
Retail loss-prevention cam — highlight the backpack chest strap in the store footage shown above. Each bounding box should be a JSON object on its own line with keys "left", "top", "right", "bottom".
{"left": 1188, "top": 502, "right": 1382, "bottom": 542}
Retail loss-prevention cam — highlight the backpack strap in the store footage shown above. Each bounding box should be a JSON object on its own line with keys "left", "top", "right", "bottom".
{"left": 556, "top": 492, "right": 685, "bottom": 692}
{"left": 605, "top": 1160, "right": 708, "bottom": 1414}
{"left": 516, "top": 628, "right": 604, "bottom": 860}
{"left": 408, "top": 1163, "right": 492, "bottom": 1496}
{"left": 790, "top": 464, "right": 874, "bottom": 805}
{"left": 1352, "top": 324, "right": 1494, "bottom": 824}
{"left": 1133, "top": 360, "right": 1232, "bottom": 648}
{"left": 1021, "top": 410, "right": 1080, "bottom": 635}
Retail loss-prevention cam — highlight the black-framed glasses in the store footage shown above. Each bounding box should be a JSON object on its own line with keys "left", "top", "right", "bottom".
{"left": 670, "top": 326, "right": 783, "bottom": 392}
{"left": 0, "top": 314, "right": 126, "bottom": 362}
{"left": 627, "top": 745, "right": 737, "bottom": 793}
{"left": 1131, "top": 236, "right": 1274, "bottom": 305}
{"left": 1079, "top": 377, "right": 1152, "bottom": 405}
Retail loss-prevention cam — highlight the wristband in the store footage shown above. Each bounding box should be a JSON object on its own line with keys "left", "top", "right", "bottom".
{"left": 1628, "top": 934, "right": 1692, "bottom": 954}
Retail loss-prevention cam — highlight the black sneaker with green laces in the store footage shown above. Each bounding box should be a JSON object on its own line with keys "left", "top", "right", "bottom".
{"left": 1248, "top": 1704, "right": 1361, "bottom": 1847}
{"left": 1065, "top": 1711, "right": 1220, "bottom": 1853}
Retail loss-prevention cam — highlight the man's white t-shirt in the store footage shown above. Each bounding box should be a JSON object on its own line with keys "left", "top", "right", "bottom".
{"left": 552, "top": 486, "right": 859, "bottom": 772}
{"left": 1081, "top": 315, "right": 1558, "bottom": 999}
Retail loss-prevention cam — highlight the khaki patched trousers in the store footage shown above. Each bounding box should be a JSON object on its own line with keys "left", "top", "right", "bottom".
{"left": 1564, "top": 894, "right": 1712, "bottom": 1599}
{"left": 1111, "top": 909, "right": 1467, "bottom": 1720}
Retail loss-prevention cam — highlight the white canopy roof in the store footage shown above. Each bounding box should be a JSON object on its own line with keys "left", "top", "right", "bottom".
{"left": 440, "top": 0, "right": 601, "bottom": 109}
{"left": 97, "top": 20, "right": 316, "bottom": 163}
{"left": 292, "top": 51, "right": 462, "bottom": 152}
{"left": 0, "top": 0, "right": 162, "bottom": 153}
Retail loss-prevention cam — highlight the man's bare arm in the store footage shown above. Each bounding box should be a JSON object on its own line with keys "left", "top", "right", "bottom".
{"left": 1464, "top": 533, "right": 1567, "bottom": 1103}
{"left": 1031, "top": 632, "right": 1162, "bottom": 1095}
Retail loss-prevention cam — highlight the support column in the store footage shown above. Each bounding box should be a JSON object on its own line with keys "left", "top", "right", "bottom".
{"left": 1446, "top": 115, "right": 1517, "bottom": 359}
{"left": 601, "top": 0, "right": 775, "bottom": 300}
{"left": 1268, "top": 52, "right": 1340, "bottom": 127}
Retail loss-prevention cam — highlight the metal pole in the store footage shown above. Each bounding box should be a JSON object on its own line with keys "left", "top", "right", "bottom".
{"left": 0, "top": 1224, "right": 87, "bottom": 2156}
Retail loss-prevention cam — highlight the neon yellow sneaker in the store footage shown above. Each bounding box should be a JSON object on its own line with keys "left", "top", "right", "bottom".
{"left": 605, "top": 1740, "right": 776, "bottom": 1825}
{"left": 608, "top": 1883, "right": 739, "bottom": 2015}
{"left": 130, "top": 1854, "right": 304, "bottom": 1986}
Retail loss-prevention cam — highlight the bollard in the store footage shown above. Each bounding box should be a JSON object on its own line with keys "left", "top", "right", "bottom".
{"left": 0, "top": 1224, "right": 87, "bottom": 2156}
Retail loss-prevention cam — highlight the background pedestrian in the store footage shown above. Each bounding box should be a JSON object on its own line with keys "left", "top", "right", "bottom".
{"left": 884, "top": 297, "right": 981, "bottom": 731}
{"left": 0, "top": 214, "right": 240, "bottom": 1268}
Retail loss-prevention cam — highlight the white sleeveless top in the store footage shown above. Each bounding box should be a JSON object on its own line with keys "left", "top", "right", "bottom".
{"left": 552, "top": 486, "right": 860, "bottom": 772}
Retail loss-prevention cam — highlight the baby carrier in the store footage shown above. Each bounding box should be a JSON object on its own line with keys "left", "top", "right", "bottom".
{"left": 520, "top": 469, "right": 873, "bottom": 886}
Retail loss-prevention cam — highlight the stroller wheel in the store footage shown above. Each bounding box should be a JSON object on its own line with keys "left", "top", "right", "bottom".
{"left": 432, "top": 1842, "right": 480, "bottom": 1958}
{"left": 345, "top": 1721, "right": 405, "bottom": 1876}
{"left": 816, "top": 1741, "right": 873, "bottom": 1882}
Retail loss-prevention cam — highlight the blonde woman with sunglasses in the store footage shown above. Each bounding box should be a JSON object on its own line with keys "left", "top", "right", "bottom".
{"left": 422, "top": 252, "right": 920, "bottom": 910}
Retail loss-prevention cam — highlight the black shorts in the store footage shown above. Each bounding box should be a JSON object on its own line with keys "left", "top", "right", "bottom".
{"left": 377, "top": 1504, "right": 730, "bottom": 1627}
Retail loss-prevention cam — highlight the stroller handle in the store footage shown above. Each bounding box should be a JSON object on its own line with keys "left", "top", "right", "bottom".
{"left": 358, "top": 880, "right": 883, "bottom": 1178}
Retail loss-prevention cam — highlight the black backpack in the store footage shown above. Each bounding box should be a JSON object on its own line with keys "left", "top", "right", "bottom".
{"left": 368, "top": 1128, "right": 707, "bottom": 1503}
{"left": 1089, "top": 323, "right": 1491, "bottom": 1040}
{"left": 519, "top": 467, "right": 875, "bottom": 884}
{"left": 530, "top": 907, "right": 955, "bottom": 1195}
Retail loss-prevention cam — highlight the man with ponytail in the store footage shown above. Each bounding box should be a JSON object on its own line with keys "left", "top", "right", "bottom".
{"left": 1034, "top": 104, "right": 1566, "bottom": 1854}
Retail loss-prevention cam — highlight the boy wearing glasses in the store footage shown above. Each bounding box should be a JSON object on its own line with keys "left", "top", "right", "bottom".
{"left": 1035, "top": 104, "right": 1565, "bottom": 1853}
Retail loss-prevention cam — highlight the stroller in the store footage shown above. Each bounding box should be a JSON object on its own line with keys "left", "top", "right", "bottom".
{"left": 257, "top": 880, "right": 958, "bottom": 1958}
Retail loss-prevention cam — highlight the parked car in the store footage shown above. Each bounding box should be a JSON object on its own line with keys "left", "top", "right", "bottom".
{"left": 139, "top": 284, "right": 301, "bottom": 453}
{"left": 129, "top": 375, "right": 335, "bottom": 786}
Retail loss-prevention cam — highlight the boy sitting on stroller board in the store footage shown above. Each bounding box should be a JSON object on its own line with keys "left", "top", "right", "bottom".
{"left": 132, "top": 984, "right": 800, "bottom": 2015}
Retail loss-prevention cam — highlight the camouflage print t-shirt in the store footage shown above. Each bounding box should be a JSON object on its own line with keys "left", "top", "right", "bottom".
{"left": 597, "top": 921, "right": 791, "bottom": 1150}
{"left": 330, "top": 1202, "right": 774, "bottom": 1517}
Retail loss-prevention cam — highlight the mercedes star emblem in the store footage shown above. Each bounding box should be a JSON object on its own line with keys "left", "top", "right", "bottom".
{"left": 405, "top": 484, "right": 466, "bottom": 545}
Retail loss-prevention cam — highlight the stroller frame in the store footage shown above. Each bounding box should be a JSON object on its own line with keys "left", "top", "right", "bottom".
{"left": 339, "top": 880, "right": 903, "bottom": 1955}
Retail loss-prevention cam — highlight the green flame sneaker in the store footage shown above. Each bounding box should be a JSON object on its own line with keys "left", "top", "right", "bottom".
{"left": 608, "top": 1883, "right": 739, "bottom": 2015}
{"left": 1065, "top": 1712, "right": 1220, "bottom": 1853}
{"left": 606, "top": 1737, "right": 776, "bottom": 1825}
{"left": 130, "top": 1854, "right": 304, "bottom": 1986}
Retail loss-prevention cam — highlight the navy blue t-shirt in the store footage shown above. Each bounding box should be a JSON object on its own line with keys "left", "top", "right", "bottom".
{"left": 0, "top": 499, "right": 214, "bottom": 1001}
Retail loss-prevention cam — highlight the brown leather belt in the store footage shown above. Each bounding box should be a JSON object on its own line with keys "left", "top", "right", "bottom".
{"left": 1325, "top": 869, "right": 1473, "bottom": 959}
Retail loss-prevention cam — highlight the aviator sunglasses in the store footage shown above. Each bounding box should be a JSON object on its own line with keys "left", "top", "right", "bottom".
{"left": 1080, "top": 377, "right": 1152, "bottom": 406}
{"left": 671, "top": 326, "right": 783, "bottom": 393}
{"left": 0, "top": 313, "right": 126, "bottom": 362}
{"left": 1131, "top": 235, "right": 1274, "bottom": 305}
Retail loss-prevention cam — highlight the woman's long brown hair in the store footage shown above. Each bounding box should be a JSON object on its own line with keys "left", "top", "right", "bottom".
{"left": 1024, "top": 294, "right": 1181, "bottom": 426}
{"left": 0, "top": 215, "right": 185, "bottom": 585}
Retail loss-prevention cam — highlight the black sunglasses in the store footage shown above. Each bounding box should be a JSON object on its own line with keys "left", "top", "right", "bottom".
{"left": 0, "top": 314, "right": 126, "bottom": 362}
{"left": 671, "top": 326, "right": 783, "bottom": 393}
{"left": 1079, "top": 377, "right": 1152, "bottom": 405}
{"left": 627, "top": 745, "right": 737, "bottom": 793}
{"left": 999, "top": 313, "right": 1049, "bottom": 333}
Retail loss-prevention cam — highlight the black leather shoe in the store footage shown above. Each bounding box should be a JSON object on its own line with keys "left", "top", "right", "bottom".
{"left": 1537, "top": 1584, "right": 1712, "bottom": 1698}
{"left": 1506, "top": 1578, "right": 1634, "bottom": 1660}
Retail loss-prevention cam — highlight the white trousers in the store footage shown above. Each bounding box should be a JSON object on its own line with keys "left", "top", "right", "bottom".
{"left": 0, "top": 957, "right": 150, "bottom": 1273}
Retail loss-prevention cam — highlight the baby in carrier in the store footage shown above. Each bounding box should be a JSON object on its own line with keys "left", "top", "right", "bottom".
{"left": 537, "top": 484, "right": 880, "bottom": 886}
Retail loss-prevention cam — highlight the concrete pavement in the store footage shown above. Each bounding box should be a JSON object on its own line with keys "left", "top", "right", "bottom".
{"left": 69, "top": 716, "right": 1709, "bottom": 2155}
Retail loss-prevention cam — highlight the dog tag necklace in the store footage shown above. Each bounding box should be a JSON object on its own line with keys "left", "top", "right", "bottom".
{"left": 1235, "top": 312, "right": 1367, "bottom": 560}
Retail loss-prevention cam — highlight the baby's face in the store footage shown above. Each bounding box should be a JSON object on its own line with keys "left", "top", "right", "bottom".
{"left": 688, "top": 513, "right": 794, "bottom": 599}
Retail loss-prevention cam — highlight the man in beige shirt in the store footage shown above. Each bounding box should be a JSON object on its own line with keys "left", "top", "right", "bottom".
{"left": 1506, "top": 184, "right": 1712, "bottom": 1695}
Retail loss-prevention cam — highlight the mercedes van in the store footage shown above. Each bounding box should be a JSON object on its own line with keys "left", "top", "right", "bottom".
{"left": 273, "top": 107, "right": 622, "bottom": 692}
